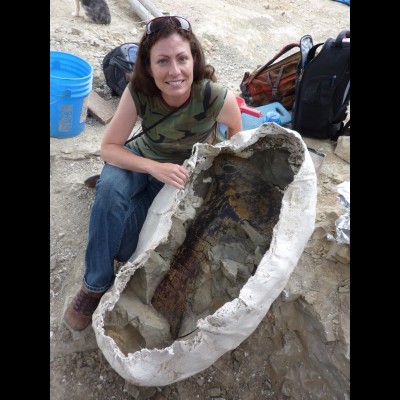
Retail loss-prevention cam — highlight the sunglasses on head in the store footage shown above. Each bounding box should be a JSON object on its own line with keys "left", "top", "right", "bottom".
{"left": 145, "top": 16, "right": 191, "bottom": 35}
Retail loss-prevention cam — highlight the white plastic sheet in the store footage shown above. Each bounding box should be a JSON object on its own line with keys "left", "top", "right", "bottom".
{"left": 329, "top": 181, "right": 350, "bottom": 244}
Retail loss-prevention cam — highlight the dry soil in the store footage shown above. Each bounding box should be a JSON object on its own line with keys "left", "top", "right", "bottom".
{"left": 50, "top": 1, "right": 350, "bottom": 399}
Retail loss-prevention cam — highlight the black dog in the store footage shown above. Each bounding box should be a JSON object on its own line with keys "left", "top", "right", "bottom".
{"left": 72, "top": 0, "right": 111, "bottom": 25}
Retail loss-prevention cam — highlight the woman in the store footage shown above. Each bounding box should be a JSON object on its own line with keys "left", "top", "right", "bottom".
{"left": 64, "top": 15, "right": 242, "bottom": 331}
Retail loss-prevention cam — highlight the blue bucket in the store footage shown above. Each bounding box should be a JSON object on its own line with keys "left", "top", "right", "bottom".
{"left": 50, "top": 51, "right": 93, "bottom": 138}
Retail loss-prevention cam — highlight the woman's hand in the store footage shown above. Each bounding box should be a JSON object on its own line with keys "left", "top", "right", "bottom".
{"left": 149, "top": 162, "right": 190, "bottom": 190}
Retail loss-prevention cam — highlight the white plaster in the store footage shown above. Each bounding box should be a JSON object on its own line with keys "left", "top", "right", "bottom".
{"left": 92, "top": 123, "right": 317, "bottom": 386}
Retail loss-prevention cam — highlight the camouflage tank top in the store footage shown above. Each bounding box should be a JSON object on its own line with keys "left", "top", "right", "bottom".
{"left": 127, "top": 79, "right": 227, "bottom": 164}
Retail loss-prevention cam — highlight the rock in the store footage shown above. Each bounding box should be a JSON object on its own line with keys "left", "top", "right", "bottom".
{"left": 334, "top": 135, "right": 350, "bottom": 163}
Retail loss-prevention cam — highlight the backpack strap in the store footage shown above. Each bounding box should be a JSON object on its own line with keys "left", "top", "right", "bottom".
{"left": 84, "top": 101, "right": 188, "bottom": 188}
{"left": 265, "top": 66, "right": 284, "bottom": 99}
{"left": 244, "top": 42, "right": 300, "bottom": 85}
{"left": 298, "top": 35, "right": 313, "bottom": 70}
{"left": 109, "top": 56, "right": 134, "bottom": 70}
{"left": 125, "top": 101, "right": 187, "bottom": 145}
{"left": 335, "top": 30, "right": 350, "bottom": 46}
{"left": 305, "top": 42, "right": 324, "bottom": 65}
{"left": 331, "top": 119, "right": 350, "bottom": 141}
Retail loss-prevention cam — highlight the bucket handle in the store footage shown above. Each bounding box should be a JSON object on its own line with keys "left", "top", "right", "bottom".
{"left": 50, "top": 89, "right": 71, "bottom": 105}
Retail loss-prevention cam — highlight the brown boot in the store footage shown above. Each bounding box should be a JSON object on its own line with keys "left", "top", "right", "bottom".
{"left": 84, "top": 174, "right": 100, "bottom": 189}
{"left": 63, "top": 286, "right": 105, "bottom": 331}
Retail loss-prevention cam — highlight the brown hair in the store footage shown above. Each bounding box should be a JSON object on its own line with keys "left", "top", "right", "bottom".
{"left": 130, "top": 21, "right": 216, "bottom": 96}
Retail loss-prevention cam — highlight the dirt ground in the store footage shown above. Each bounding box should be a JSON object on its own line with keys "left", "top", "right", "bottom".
{"left": 50, "top": 1, "right": 350, "bottom": 399}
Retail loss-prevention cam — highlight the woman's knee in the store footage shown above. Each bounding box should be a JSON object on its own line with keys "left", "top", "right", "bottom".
{"left": 96, "top": 164, "right": 133, "bottom": 196}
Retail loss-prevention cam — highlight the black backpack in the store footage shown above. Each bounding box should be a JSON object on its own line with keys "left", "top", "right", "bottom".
{"left": 292, "top": 30, "right": 350, "bottom": 140}
{"left": 102, "top": 42, "right": 139, "bottom": 97}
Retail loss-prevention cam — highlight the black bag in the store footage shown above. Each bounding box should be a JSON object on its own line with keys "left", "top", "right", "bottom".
{"left": 102, "top": 42, "right": 139, "bottom": 96}
{"left": 292, "top": 30, "right": 350, "bottom": 140}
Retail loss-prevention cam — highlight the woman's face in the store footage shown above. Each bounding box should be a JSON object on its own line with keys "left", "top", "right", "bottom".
{"left": 149, "top": 32, "right": 194, "bottom": 105}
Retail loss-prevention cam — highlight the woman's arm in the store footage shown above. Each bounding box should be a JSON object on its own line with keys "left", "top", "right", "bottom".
{"left": 100, "top": 88, "right": 189, "bottom": 189}
{"left": 216, "top": 90, "right": 243, "bottom": 139}
{"left": 100, "top": 88, "right": 147, "bottom": 169}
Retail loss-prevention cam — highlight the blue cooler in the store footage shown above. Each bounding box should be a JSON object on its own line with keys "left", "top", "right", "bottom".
{"left": 241, "top": 102, "right": 291, "bottom": 130}
{"left": 217, "top": 102, "right": 292, "bottom": 141}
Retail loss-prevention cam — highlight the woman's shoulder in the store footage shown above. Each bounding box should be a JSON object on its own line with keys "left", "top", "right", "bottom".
{"left": 192, "top": 79, "right": 227, "bottom": 97}
{"left": 194, "top": 79, "right": 225, "bottom": 89}
{"left": 190, "top": 80, "right": 227, "bottom": 116}
{"left": 128, "top": 83, "right": 166, "bottom": 114}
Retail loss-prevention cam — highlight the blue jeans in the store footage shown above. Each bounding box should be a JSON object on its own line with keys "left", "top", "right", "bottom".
{"left": 83, "top": 149, "right": 164, "bottom": 292}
